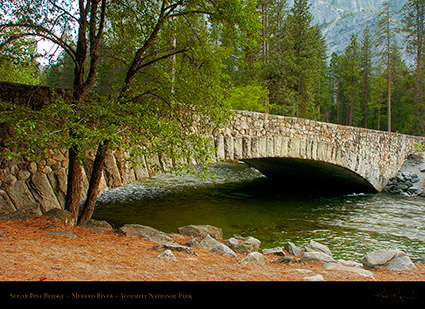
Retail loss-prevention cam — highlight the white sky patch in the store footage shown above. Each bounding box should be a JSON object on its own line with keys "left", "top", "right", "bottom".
{"left": 37, "top": 38, "right": 62, "bottom": 67}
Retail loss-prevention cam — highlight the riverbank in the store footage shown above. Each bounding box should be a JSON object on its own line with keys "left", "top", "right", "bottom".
{"left": 1, "top": 216, "right": 425, "bottom": 282}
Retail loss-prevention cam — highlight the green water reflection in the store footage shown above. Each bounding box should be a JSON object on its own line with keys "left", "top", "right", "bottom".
{"left": 93, "top": 163, "right": 425, "bottom": 262}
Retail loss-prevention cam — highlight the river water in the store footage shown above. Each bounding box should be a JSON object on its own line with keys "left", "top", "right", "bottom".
{"left": 93, "top": 162, "right": 425, "bottom": 262}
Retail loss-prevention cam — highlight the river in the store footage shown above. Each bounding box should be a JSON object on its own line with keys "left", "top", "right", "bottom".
{"left": 93, "top": 162, "right": 425, "bottom": 263}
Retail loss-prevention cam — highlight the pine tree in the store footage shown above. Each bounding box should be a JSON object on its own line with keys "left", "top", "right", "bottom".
{"left": 390, "top": 43, "right": 415, "bottom": 133}
{"left": 402, "top": 0, "right": 425, "bottom": 135}
{"left": 260, "top": 0, "right": 289, "bottom": 113}
{"left": 359, "top": 27, "right": 374, "bottom": 128}
{"left": 269, "top": 0, "right": 327, "bottom": 119}
{"left": 341, "top": 35, "right": 360, "bottom": 126}
{"left": 376, "top": 1, "right": 398, "bottom": 132}
{"left": 327, "top": 52, "right": 343, "bottom": 124}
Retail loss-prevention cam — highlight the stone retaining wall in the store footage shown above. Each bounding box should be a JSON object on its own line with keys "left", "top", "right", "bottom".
{"left": 0, "top": 147, "right": 175, "bottom": 215}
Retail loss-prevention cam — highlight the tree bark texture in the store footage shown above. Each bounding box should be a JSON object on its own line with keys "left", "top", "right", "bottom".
{"left": 77, "top": 141, "right": 109, "bottom": 225}
{"left": 65, "top": 146, "right": 83, "bottom": 222}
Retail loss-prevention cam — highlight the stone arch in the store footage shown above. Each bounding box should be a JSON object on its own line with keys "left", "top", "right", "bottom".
{"left": 242, "top": 157, "right": 376, "bottom": 193}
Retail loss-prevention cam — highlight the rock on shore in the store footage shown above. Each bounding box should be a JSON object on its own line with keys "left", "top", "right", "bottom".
{"left": 362, "top": 249, "right": 417, "bottom": 271}
{"left": 384, "top": 152, "right": 425, "bottom": 197}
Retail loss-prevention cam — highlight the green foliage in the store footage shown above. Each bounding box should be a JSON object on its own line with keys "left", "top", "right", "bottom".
{"left": 0, "top": 58, "right": 40, "bottom": 85}
{"left": 410, "top": 143, "right": 424, "bottom": 152}
{"left": 247, "top": 0, "right": 328, "bottom": 120}
{"left": 0, "top": 93, "right": 72, "bottom": 161}
{"left": 40, "top": 50, "right": 74, "bottom": 89}
{"left": 0, "top": 29, "right": 40, "bottom": 85}
{"left": 224, "top": 83, "right": 269, "bottom": 112}
{"left": 401, "top": 0, "right": 425, "bottom": 135}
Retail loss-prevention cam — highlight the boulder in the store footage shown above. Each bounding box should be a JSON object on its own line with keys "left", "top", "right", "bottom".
{"left": 29, "top": 172, "right": 61, "bottom": 212}
{"left": 299, "top": 251, "right": 336, "bottom": 264}
{"left": 212, "top": 243, "right": 237, "bottom": 257}
{"left": 294, "top": 269, "right": 313, "bottom": 274}
{"left": 177, "top": 225, "right": 223, "bottom": 240}
{"left": 239, "top": 236, "right": 261, "bottom": 253}
{"left": 240, "top": 252, "right": 266, "bottom": 264}
{"left": 83, "top": 219, "right": 113, "bottom": 231}
{"left": 118, "top": 224, "right": 173, "bottom": 243}
{"left": 262, "top": 247, "right": 286, "bottom": 256}
{"left": 184, "top": 238, "right": 199, "bottom": 248}
{"left": 152, "top": 242, "right": 198, "bottom": 256}
{"left": 197, "top": 234, "right": 223, "bottom": 249}
{"left": 305, "top": 240, "right": 333, "bottom": 257}
{"left": 225, "top": 237, "right": 239, "bottom": 248}
{"left": 157, "top": 249, "right": 176, "bottom": 260}
{"left": 273, "top": 256, "right": 294, "bottom": 265}
{"left": 362, "top": 249, "right": 416, "bottom": 271}
{"left": 49, "top": 231, "right": 77, "bottom": 238}
{"left": 285, "top": 242, "right": 303, "bottom": 256}
{"left": 5, "top": 181, "right": 37, "bottom": 210}
{"left": 197, "top": 235, "right": 236, "bottom": 257}
{"left": 0, "top": 189, "right": 16, "bottom": 215}
{"left": 44, "top": 208, "right": 76, "bottom": 226}
{"left": 226, "top": 236, "right": 261, "bottom": 254}
{"left": 304, "top": 274, "right": 325, "bottom": 281}
{"left": 324, "top": 262, "right": 375, "bottom": 279}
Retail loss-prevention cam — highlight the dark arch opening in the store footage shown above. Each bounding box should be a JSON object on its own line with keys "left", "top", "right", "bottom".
{"left": 242, "top": 158, "right": 377, "bottom": 194}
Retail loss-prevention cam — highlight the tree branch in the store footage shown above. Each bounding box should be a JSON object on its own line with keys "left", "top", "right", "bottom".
{"left": 0, "top": 31, "right": 76, "bottom": 63}
{"left": 136, "top": 47, "right": 188, "bottom": 72}
{"left": 0, "top": 23, "right": 77, "bottom": 59}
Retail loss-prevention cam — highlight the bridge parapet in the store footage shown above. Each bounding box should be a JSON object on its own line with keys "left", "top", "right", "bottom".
{"left": 215, "top": 110, "right": 425, "bottom": 191}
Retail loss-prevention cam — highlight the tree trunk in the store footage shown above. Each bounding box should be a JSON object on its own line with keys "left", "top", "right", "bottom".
{"left": 362, "top": 69, "right": 369, "bottom": 128}
{"left": 65, "top": 146, "right": 83, "bottom": 222}
{"left": 349, "top": 88, "right": 354, "bottom": 126}
{"left": 387, "top": 67, "right": 391, "bottom": 132}
{"left": 413, "top": 7, "right": 423, "bottom": 134}
{"left": 386, "top": 10, "right": 392, "bottom": 133}
{"left": 77, "top": 141, "right": 109, "bottom": 225}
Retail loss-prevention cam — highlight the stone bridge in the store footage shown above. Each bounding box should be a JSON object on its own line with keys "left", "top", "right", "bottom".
{"left": 1, "top": 83, "right": 425, "bottom": 215}
{"left": 215, "top": 110, "right": 425, "bottom": 193}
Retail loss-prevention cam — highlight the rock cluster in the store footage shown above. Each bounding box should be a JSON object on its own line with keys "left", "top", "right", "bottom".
{"left": 384, "top": 171, "right": 424, "bottom": 197}
{"left": 118, "top": 223, "right": 419, "bottom": 281}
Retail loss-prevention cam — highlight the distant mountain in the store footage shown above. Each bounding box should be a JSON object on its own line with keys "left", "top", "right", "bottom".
{"left": 288, "top": 0, "right": 410, "bottom": 64}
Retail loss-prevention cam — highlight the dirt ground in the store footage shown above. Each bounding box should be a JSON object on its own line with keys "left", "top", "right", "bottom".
{"left": 1, "top": 216, "right": 425, "bottom": 282}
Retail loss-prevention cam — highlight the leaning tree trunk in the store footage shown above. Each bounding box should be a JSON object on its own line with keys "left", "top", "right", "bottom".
{"left": 77, "top": 141, "right": 109, "bottom": 225}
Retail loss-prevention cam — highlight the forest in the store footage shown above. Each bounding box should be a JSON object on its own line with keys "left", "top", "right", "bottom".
{"left": 2, "top": 1, "right": 425, "bottom": 135}
{"left": 0, "top": 0, "right": 424, "bottom": 224}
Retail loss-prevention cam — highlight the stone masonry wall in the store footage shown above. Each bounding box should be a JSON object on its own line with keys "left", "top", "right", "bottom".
{"left": 0, "top": 147, "right": 175, "bottom": 215}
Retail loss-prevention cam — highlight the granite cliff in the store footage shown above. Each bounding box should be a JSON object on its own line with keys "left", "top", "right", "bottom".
{"left": 288, "top": 0, "right": 409, "bottom": 62}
